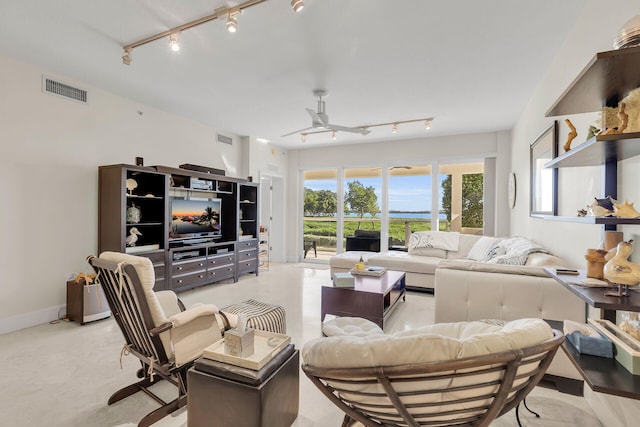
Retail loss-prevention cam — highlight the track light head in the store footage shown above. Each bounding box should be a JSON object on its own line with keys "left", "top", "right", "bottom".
{"left": 291, "top": 0, "right": 304, "bottom": 12}
{"left": 122, "top": 48, "right": 132, "bottom": 65}
{"left": 169, "top": 32, "right": 180, "bottom": 51}
{"left": 227, "top": 11, "right": 239, "bottom": 33}
{"left": 425, "top": 119, "right": 432, "bottom": 130}
{"left": 331, "top": 130, "right": 337, "bottom": 140}
{"left": 392, "top": 123, "right": 398, "bottom": 134}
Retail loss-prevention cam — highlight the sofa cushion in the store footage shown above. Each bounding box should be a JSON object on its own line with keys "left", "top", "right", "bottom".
{"left": 446, "top": 234, "right": 482, "bottom": 259}
{"left": 408, "top": 246, "right": 447, "bottom": 257}
{"left": 302, "top": 318, "right": 553, "bottom": 368}
{"left": 467, "top": 236, "right": 502, "bottom": 261}
{"left": 369, "top": 252, "right": 440, "bottom": 275}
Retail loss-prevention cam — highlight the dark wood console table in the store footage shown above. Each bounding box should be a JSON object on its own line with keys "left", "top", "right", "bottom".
{"left": 545, "top": 268, "right": 640, "bottom": 399}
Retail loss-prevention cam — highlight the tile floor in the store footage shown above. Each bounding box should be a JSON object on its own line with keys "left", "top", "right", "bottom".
{"left": 0, "top": 263, "right": 602, "bottom": 426}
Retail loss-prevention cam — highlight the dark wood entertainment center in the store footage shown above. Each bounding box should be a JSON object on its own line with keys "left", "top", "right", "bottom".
{"left": 98, "top": 164, "right": 260, "bottom": 292}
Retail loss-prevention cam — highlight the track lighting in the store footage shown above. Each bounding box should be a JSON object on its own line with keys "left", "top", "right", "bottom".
{"left": 331, "top": 130, "right": 337, "bottom": 140}
{"left": 291, "top": 0, "right": 304, "bottom": 12}
{"left": 301, "top": 134, "right": 307, "bottom": 143}
{"left": 392, "top": 123, "right": 398, "bottom": 134}
{"left": 226, "top": 11, "right": 239, "bottom": 33}
{"left": 122, "top": 48, "right": 132, "bottom": 65}
{"left": 169, "top": 32, "right": 180, "bottom": 51}
{"left": 425, "top": 119, "right": 432, "bottom": 130}
{"left": 120, "top": 0, "right": 305, "bottom": 65}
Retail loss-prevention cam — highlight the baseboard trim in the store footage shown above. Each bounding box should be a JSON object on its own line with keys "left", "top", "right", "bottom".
{"left": 0, "top": 304, "right": 65, "bottom": 335}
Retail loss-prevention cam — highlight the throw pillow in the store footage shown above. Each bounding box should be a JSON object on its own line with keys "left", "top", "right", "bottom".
{"left": 467, "top": 236, "right": 502, "bottom": 261}
{"left": 409, "top": 231, "right": 460, "bottom": 251}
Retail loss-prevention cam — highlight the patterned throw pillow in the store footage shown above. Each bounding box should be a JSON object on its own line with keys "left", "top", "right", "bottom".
{"left": 467, "top": 237, "right": 502, "bottom": 261}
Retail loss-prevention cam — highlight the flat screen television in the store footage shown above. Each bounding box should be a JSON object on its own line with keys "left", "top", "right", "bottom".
{"left": 169, "top": 198, "right": 222, "bottom": 240}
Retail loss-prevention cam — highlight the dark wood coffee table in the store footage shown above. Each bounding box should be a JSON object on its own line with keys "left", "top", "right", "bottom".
{"left": 321, "top": 270, "right": 406, "bottom": 329}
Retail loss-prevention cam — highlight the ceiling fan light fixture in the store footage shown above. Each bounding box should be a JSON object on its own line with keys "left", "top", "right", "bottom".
{"left": 169, "top": 32, "right": 180, "bottom": 51}
{"left": 226, "top": 11, "right": 239, "bottom": 33}
{"left": 291, "top": 0, "right": 304, "bottom": 12}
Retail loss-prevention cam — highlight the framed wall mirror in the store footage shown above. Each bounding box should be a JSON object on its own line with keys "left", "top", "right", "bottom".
{"left": 530, "top": 121, "right": 558, "bottom": 216}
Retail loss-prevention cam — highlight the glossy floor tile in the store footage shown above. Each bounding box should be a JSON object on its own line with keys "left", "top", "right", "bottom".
{"left": 0, "top": 263, "right": 601, "bottom": 426}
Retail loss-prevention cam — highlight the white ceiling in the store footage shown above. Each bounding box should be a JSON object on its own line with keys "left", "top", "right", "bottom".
{"left": 0, "top": 0, "right": 587, "bottom": 149}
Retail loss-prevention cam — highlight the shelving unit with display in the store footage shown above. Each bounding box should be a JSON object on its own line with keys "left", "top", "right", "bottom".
{"left": 544, "top": 45, "right": 640, "bottom": 400}
{"left": 98, "top": 164, "right": 168, "bottom": 289}
{"left": 237, "top": 182, "right": 259, "bottom": 276}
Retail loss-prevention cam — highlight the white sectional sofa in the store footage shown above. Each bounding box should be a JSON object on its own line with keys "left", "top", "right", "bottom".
{"left": 329, "top": 232, "right": 566, "bottom": 292}
{"left": 329, "top": 231, "right": 587, "bottom": 393}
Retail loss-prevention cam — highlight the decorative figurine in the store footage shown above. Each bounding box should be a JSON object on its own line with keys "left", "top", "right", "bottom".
{"left": 126, "top": 203, "right": 141, "bottom": 224}
{"left": 617, "top": 102, "right": 629, "bottom": 134}
{"left": 587, "top": 199, "right": 613, "bottom": 217}
{"left": 603, "top": 240, "right": 640, "bottom": 296}
{"left": 577, "top": 208, "right": 587, "bottom": 217}
{"left": 613, "top": 199, "right": 640, "bottom": 218}
{"left": 125, "top": 178, "right": 138, "bottom": 195}
{"left": 126, "top": 227, "right": 142, "bottom": 246}
{"left": 563, "top": 119, "right": 578, "bottom": 152}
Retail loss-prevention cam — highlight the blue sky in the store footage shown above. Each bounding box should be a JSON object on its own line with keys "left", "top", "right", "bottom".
{"left": 305, "top": 174, "right": 447, "bottom": 212}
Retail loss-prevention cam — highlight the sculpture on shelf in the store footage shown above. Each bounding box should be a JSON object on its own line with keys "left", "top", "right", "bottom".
{"left": 577, "top": 208, "right": 587, "bottom": 217}
{"left": 126, "top": 227, "right": 142, "bottom": 247}
{"left": 613, "top": 199, "right": 640, "bottom": 218}
{"left": 617, "top": 102, "right": 629, "bottom": 133}
{"left": 587, "top": 199, "right": 613, "bottom": 217}
{"left": 125, "top": 178, "right": 138, "bottom": 195}
{"left": 603, "top": 240, "right": 640, "bottom": 296}
{"left": 563, "top": 118, "right": 578, "bottom": 151}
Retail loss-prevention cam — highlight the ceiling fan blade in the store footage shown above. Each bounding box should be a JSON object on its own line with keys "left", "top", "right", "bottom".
{"left": 326, "top": 123, "right": 370, "bottom": 135}
{"left": 281, "top": 126, "right": 314, "bottom": 137}
{"left": 305, "top": 108, "right": 326, "bottom": 126}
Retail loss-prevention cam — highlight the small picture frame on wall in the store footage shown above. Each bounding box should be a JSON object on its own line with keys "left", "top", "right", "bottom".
{"left": 530, "top": 121, "right": 558, "bottom": 216}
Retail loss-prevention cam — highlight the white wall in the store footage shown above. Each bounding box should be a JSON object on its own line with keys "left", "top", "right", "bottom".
{"left": 0, "top": 54, "right": 248, "bottom": 333}
{"left": 286, "top": 130, "right": 511, "bottom": 261}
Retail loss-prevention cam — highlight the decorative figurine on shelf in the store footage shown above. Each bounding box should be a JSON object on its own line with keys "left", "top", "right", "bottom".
{"left": 126, "top": 203, "right": 141, "bottom": 224}
{"left": 563, "top": 118, "right": 578, "bottom": 152}
{"left": 577, "top": 208, "right": 587, "bottom": 217}
{"left": 125, "top": 178, "right": 138, "bottom": 195}
{"left": 126, "top": 227, "right": 142, "bottom": 247}
{"left": 617, "top": 102, "right": 629, "bottom": 134}
{"left": 603, "top": 240, "right": 640, "bottom": 296}
{"left": 587, "top": 199, "right": 613, "bottom": 217}
{"left": 613, "top": 199, "right": 640, "bottom": 218}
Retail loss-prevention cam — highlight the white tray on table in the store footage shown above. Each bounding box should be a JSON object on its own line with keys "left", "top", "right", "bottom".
{"left": 202, "top": 330, "right": 290, "bottom": 370}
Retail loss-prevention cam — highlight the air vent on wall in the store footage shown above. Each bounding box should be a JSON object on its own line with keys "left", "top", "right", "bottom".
{"left": 217, "top": 133, "right": 233, "bottom": 145}
{"left": 42, "top": 76, "right": 88, "bottom": 103}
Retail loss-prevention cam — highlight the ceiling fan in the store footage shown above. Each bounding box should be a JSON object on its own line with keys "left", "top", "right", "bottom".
{"left": 281, "top": 90, "right": 371, "bottom": 137}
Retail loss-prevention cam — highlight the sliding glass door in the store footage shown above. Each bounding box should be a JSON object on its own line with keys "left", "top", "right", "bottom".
{"left": 303, "top": 169, "right": 338, "bottom": 259}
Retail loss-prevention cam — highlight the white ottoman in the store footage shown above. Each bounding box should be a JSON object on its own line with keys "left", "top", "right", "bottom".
{"left": 322, "top": 317, "right": 384, "bottom": 337}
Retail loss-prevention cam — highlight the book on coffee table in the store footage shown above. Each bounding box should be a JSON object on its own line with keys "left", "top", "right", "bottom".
{"left": 350, "top": 266, "right": 386, "bottom": 276}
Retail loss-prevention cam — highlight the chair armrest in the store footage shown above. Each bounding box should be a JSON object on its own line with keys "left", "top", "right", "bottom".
{"left": 169, "top": 304, "right": 219, "bottom": 328}
{"left": 150, "top": 322, "right": 173, "bottom": 336}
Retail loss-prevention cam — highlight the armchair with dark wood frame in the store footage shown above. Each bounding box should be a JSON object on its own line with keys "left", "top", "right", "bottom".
{"left": 87, "top": 252, "right": 232, "bottom": 427}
